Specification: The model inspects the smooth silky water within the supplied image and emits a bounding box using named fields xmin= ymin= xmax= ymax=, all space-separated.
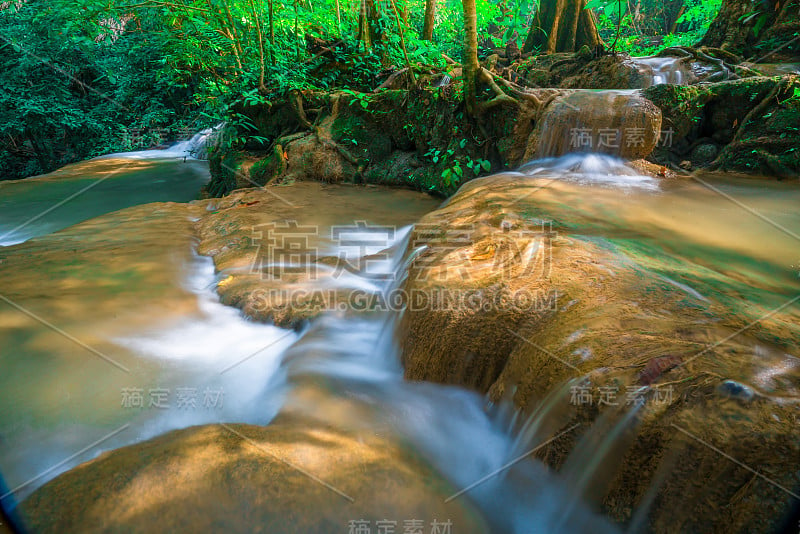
xmin=1 ymin=147 xmax=798 ymax=531
xmin=0 ymin=135 xmax=214 ymax=246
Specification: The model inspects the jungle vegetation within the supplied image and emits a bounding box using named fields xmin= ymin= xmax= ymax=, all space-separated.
xmin=0 ymin=0 xmax=795 ymax=179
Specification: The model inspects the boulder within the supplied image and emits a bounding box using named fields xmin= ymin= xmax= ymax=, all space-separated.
xmin=399 ymin=171 xmax=800 ymax=532
xmin=20 ymin=416 xmax=486 ymax=533
xmin=525 ymin=90 xmax=662 ymax=160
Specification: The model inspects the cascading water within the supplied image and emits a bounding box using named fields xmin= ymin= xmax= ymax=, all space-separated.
xmin=1 ymin=142 xmax=799 ymax=531
xmin=99 ymin=122 xmax=224 ymax=161
xmin=630 ymin=56 xmax=686 ymax=86
xmin=529 ymin=89 xmax=661 ymax=160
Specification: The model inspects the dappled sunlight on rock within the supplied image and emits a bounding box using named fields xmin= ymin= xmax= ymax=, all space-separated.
xmin=401 ymin=157 xmax=800 ymax=531
xmin=21 ymin=418 xmax=488 ymax=534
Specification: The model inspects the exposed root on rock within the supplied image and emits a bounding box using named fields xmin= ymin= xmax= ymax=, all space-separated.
xmin=709 ymin=75 xmax=796 ymax=171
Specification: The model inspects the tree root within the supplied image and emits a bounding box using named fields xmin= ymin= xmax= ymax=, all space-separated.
xmin=275 ymin=131 xmax=312 ymax=146
xmin=375 ymin=68 xmax=410 ymax=91
xmin=475 ymin=67 xmax=557 ymax=114
xmin=697 ymin=46 xmax=742 ymax=65
xmin=548 ymin=57 xmax=582 ymax=71
xmin=709 ymin=76 xmax=793 ymax=170
xmin=656 ymin=46 xmax=694 ymax=59
xmin=442 ymin=54 xmax=459 ymax=66
xmin=657 ymin=45 xmax=738 ymax=81
xmin=476 ymin=68 xmax=517 ymax=112
xmin=287 ymin=90 xmax=364 ymax=174
xmin=289 ymin=89 xmax=315 ymax=130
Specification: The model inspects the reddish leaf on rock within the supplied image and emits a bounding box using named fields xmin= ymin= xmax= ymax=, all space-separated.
xmin=639 ymin=355 xmax=683 ymax=385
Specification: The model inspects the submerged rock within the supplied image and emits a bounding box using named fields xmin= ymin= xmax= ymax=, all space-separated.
xmin=717 ymin=379 xmax=756 ymax=402
xmin=20 ymin=416 xmax=486 ymax=533
xmin=194 ymin=182 xmax=438 ymax=327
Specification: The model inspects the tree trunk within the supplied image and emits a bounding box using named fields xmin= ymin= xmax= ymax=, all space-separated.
xmin=248 ymin=0 xmax=267 ymax=93
xmin=358 ymin=0 xmax=371 ymax=48
xmin=462 ymin=0 xmax=479 ymax=116
xmin=365 ymin=0 xmax=381 ymax=46
xmin=422 ymin=0 xmax=437 ymax=40
xmin=389 ymin=0 xmax=414 ymax=78
xmin=522 ymin=0 xmax=603 ymax=54
xmin=268 ymin=0 xmax=275 ymax=45
xmin=700 ymin=0 xmax=800 ymax=59
xmin=360 ymin=0 xmax=388 ymax=63
xmin=664 ymin=0 xmax=685 ymax=35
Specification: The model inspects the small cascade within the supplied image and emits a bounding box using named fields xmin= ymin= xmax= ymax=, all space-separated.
xmin=556 ymin=405 xmax=643 ymax=516
xmin=170 ymin=123 xmax=224 ymax=160
xmin=631 ymin=56 xmax=687 ymax=86
xmin=98 ymin=122 xmax=224 ymax=160
xmin=503 ymin=379 xmax=584 ymax=460
xmin=518 ymin=153 xmax=658 ymax=190
xmin=529 ymin=90 xmax=662 ymax=160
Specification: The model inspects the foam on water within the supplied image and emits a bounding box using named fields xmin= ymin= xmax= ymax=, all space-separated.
xmin=520 ymin=153 xmax=659 ymax=190
xmin=631 ymin=56 xmax=686 ymax=86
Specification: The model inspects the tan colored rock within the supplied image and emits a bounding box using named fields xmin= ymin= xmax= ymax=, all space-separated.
xmin=195 ymin=182 xmax=438 ymax=326
xmin=399 ymin=172 xmax=800 ymax=532
xmin=525 ymin=90 xmax=662 ymax=160
xmin=20 ymin=415 xmax=486 ymax=533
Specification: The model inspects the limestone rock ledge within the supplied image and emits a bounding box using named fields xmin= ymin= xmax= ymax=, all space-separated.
xmin=399 ymin=172 xmax=800 ymax=533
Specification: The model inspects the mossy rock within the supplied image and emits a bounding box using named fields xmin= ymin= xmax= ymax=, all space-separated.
xmin=645 ymin=76 xmax=800 ymax=175
xmin=249 ymin=149 xmax=284 ymax=186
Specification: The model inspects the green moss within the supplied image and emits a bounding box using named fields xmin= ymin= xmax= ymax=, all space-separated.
xmin=249 ymin=150 xmax=282 ymax=186
xmin=206 ymin=150 xmax=246 ymax=197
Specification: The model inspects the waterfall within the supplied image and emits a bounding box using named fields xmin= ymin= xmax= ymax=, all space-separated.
xmin=529 ymin=90 xmax=662 ymax=160
xmin=97 ymin=122 xmax=224 ymax=161
xmin=169 ymin=123 xmax=224 ymax=160
xmin=631 ymin=56 xmax=687 ymax=87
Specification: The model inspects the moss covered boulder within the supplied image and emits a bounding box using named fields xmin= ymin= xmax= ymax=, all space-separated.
xmin=645 ymin=75 xmax=800 ymax=177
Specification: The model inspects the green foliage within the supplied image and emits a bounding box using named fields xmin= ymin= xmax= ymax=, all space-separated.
xmin=592 ymin=0 xmax=723 ymax=55
xmin=0 ymin=0 xmax=204 ymax=179
xmin=1 ymin=0 xmax=734 ymax=181
xmin=425 ymin=141 xmax=490 ymax=188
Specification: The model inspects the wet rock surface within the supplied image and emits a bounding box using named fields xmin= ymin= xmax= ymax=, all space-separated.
xmin=194 ymin=182 xmax=439 ymax=327
xmin=527 ymin=90 xmax=662 ymax=159
xmin=399 ymin=168 xmax=800 ymax=532
xmin=21 ymin=415 xmax=486 ymax=534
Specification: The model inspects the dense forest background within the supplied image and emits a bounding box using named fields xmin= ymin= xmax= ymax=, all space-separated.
xmin=0 ymin=0 xmax=795 ymax=179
